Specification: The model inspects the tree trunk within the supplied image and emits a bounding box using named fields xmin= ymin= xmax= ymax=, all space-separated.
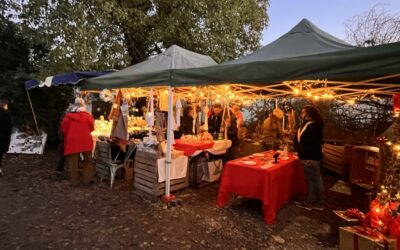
xmin=123 ymin=30 xmax=148 ymax=65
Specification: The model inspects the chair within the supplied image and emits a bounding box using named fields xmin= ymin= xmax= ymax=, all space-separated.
xmin=95 ymin=141 xmax=136 ymax=188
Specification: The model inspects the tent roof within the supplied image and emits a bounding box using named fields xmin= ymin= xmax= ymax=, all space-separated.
xmin=84 ymin=42 xmax=400 ymax=98
xmin=85 ymin=45 xmax=217 ymax=89
xmin=25 ymin=71 xmax=111 ymax=90
xmin=226 ymin=18 xmax=355 ymax=64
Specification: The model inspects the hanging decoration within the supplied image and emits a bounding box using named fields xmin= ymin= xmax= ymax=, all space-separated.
xmin=100 ymin=89 xmax=115 ymax=103
xmin=146 ymin=88 xmax=155 ymax=141
xmin=203 ymin=105 xmax=209 ymax=131
xmin=175 ymin=99 xmax=182 ymax=130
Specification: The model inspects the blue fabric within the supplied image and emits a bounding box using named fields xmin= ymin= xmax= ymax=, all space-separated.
xmin=24 ymin=71 xmax=112 ymax=89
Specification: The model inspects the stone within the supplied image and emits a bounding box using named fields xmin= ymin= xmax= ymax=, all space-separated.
xmin=272 ymin=235 xmax=285 ymax=244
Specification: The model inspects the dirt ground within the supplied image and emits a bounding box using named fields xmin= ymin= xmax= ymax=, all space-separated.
xmin=0 ymin=150 xmax=371 ymax=250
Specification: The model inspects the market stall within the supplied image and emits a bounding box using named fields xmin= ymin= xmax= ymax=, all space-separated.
xmin=82 ymin=20 xmax=400 ymax=227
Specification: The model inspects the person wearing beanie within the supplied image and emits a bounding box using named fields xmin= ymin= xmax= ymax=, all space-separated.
xmin=61 ymin=97 xmax=95 ymax=186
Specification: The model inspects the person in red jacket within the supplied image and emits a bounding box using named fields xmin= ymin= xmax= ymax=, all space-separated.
xmin=61 ymin=97 xmax=95 ymax=186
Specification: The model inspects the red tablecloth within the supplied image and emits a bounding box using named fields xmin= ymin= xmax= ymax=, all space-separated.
xmin=173 ymin=139 xmax=214 ymax=156
xmin=217 ymin=151 xmax=307 ymax=224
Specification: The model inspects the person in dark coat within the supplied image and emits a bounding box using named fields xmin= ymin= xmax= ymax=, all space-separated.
xmin=223 ymin=110 xmax=239 ymax=161
xmin=0 ymin=99 xmax=12 ymax=176
xmin=179 ymin=105 xmax=195 ymax=135
xmin=293 ymin=105 xmax=324 ymax=211
xmin=208 ymin=103 xmax=223 ymax=135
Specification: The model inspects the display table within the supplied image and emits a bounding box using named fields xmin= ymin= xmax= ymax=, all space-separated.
xmin=217 ymin=151 xmax=307 ymax=224
xmin=173 ymin=140 xmax=215 ymax=156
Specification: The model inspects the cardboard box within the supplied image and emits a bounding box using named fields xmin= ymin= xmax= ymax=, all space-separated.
xmin=331 ymin=210 xmax=361 ymax=237
xmin=339 ymin=226 xmax=397 ymax=250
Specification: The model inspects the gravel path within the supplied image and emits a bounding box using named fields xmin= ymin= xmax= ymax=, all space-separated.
xmin=0 ymin=150 xmax=370 ymax=249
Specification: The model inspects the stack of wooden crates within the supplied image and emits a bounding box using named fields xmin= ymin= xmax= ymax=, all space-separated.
xmin=134 ymin=143 xmax=188 ymax=201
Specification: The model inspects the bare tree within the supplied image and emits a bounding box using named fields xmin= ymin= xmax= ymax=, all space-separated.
xmin=345 ymin=4 xmax=400 ymax=46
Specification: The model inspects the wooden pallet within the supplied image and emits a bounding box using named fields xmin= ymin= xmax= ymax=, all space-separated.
xmin=134 ymin=148 xmax=188 ymax=201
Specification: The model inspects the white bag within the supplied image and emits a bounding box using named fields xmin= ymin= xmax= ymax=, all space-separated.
xmin=202 ymin=159 xmax=223 ymax=182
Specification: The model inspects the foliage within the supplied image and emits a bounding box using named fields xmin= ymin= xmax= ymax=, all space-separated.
xmin=345 ymin=4 xmax=400 ymax=46
xmin=0 ymin=13 xmax=72 ymax=145
xmin=0 ymin=17 xmax=32 ymax=128
xmin=243 ymin=97 xmax=392 ymax=143
xmin=18 ymin=0 xmax=269 ymax=77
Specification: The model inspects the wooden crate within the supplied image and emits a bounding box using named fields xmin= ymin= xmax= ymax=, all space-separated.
xmin=350 ymin=146 xmax=380 ymax=190
xmin=124 ymin=159 xmax=134 ymax=184
xmin=322 ymin=143 xmax=352 ymax=176
xmin=95 ymin=141 xmax=111 ymax=180
xmin=134 ymin=148 xmax=188 ymax=201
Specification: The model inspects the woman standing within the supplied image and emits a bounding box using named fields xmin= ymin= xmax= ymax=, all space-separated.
xmin=61 ymin=98 xmax=95 ymax=186
xmin=179 ymin=105 xmax=196 ymax=135
xmin=294 ymin=105 xmax=324 ymax=211
xmin=262 ymin=111 xmax=283 ymax=150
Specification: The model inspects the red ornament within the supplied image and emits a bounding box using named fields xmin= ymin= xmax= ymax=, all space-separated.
xmin=366 ymin=199 xmax=394 ymax=235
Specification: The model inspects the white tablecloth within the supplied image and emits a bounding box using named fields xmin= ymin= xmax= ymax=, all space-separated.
xmin=157 ymin=155 xmax=188 ymax=182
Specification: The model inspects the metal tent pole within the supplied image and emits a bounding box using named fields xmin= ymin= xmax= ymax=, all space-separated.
xmin=25 ymin=89 xmax=40 ymax=135
xmin=165 ymin=86 xmax=174 ymax=197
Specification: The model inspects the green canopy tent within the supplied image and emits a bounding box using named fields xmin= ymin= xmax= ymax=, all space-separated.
xmin=172 ymin=41 xmax=400 ymax=98
xmin=225 ymin=18 xmax=355 ymax=64
xmin=86 ymin=42 xmax=400 ymax=98
xmin=84 ymin=26 xmax=400 ymax=199
xmin=85 ymin=45 xmax=217 ymax=89
xmin=85 ymin=45 xmax=217 ymax=198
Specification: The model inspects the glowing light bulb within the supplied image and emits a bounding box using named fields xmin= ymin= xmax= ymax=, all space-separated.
xmin=293 ymin=89 xmax=299 ymax=94
xmin=348 ymin=99 xmax=355 ymax=105
xmin=306 ymin=92 xmax=312 ymax=97
xmin=395 ymin=145 xmax=400 ymax=151
xmin=163 ymin=90 xmax=168 ymax=94
xmin=314 ymin=96 xmax=319 ymax=100
xmin=386 ymin=141 xmax=392 ymax=146
xmin=217 ymin=94 xmax=221 ymax=98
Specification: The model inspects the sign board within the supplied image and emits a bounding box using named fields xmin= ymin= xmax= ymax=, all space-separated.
xmin=7 ymin=132 xmax=47 ymax=155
